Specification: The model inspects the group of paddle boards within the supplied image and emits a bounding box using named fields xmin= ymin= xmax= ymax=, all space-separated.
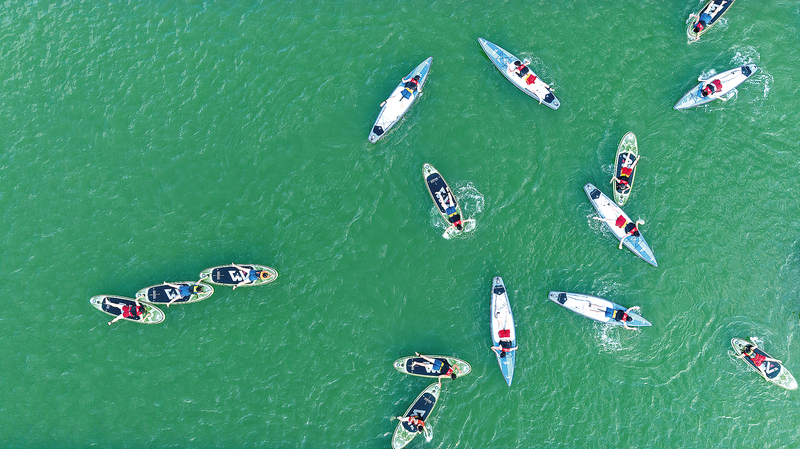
xmin=369 ymin=3 xmax=756 ymax=144
xmin=676 ymin=0 xmax=759 ymax=109
xmin=390 ymin=355 xmax=471 ymax=449
xmin=387 ymin=276 xmax=520 ymax=448
xmin=90 ymin=264 xmax=278 ymax=325
xmin=684 ymin=1 xmax=794 ymax=390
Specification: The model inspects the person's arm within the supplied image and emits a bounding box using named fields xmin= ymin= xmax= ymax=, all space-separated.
xmin=618 ymin=233 xmax=631 ymax=249
xmin=108 ymin=314 xmax=124 ymax=325
xmin=232 ymin=279 xmax=249 ymax=290
xmin=593 ymin=216 xmax=615 ymax=225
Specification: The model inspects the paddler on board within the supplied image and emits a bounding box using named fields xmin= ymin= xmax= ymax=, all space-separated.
xmin=701 ymin=79 xmax=723 ymax=98
xmin=507 ymin=60 xmax=553 ymax=104
xmin=231 ymin=264 xmax=272 ymax=290
xmin=691 ymin=11 xmax=713 ymax=34
xmin=163 ymin=282 xmax=205 ymax=307
xmin=104 ymin=298 xmax=147 ymax=325
xmin=395 ymin=412 xmax=426 ymax=433
xmin=491 ymin=329 xmax=517 ymax=358
xmin=593 ymin=216 xmax=645 ymax=249
xmin=380 ymin=75 xmax=421 ymax=107
xmin=737 ymin=340 xmax=782 ymax=375
xmin=410 ymin=352 xmax=459 ymax=385
xmin=434 ymin=189 xmax=463 ymax=231
xmin=611 ymin=156 xmax=639 ymax=194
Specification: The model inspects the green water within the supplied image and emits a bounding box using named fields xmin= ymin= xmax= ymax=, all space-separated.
xmin=2 ymin=0 xmax=799 ymax=447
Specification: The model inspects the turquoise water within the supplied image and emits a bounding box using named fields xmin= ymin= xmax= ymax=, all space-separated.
xmin=2 ymin=0 xmax=799 ymax=447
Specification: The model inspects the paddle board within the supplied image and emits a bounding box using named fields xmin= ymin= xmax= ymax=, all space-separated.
xmin=547 ymin=292 xmax=651 ymax=327
xmin=584 ymin=183 xmax=657 ymax=267
xmin=478 ymin=37 xmax=560 ymax=110
xmin=391 ymin=382 xmax=441 ymax=449
xmin=731 ymin=338 xmax=797 ymax=390
xmin=90 ymin=295 xmax=165 ymax=324
xmin=369 ymin=57 xmax=432 ymax=143
xmin=198 ymin=264 xmax=278 ymax=287
xmin=422 ymin=163 xmax=471 ymax=236
xmin=135 ymin=281 xmax=214 ymax=306
xmin=673 ymin=64 xmax=758 ymax=110
xmin=393 ymin=355 xmax=472 ymax=379
xmin=687 ymin=0 xmax=737 ymax=42
xmin=490 ymin=276 xmax=516 ymax=386
xmin=612 ymin=132 xmax=638 ymax=207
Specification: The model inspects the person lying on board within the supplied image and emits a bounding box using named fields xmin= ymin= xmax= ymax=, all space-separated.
xmin=594 ymin=216 xmax=645 ymax=249
xmin=613 ymin=307 xmax=639 ymax=330
xmin=701 ymin=79 xmax=723 ymax=97
xmin=507 ymin=60 xmax=530 ymax=78
xmin=164 ymin=282 xmax=204 ymax=307
xmin=395 ymin=413 xmax=426 ymax=432
xmin=435 ymin=190 xmax=463 ymax=231
xmin=491 ymin=337 xmax=517 ymax=359
xmin=231 ymin=264 xmax=271 ymax=290
xmin=610 ymin=156 xmax=640 ymax=193
xmin=738 ymin=342 xmax=782 ymax=370
xmin=105 ymin=298 xmax=146 ymax=325
xmin=691 ymin=12 xmax=714 ymax=34
xmin=380 ymin=75 xmax=422 ymax=107
xmin=411 ymin=353 xmax=458 ymax=384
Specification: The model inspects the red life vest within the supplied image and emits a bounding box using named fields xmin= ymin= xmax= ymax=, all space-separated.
xmin=711 ymin=79 xmax=722 ymax=91
xmin=525 ymin=74 xmax=537 ymax=85
xmin=750 ymin=353 xmax=767 ymax=366
xmin=621 ymin=167 xmax=633 ymax=177
xmin=615 ymin=215 xmax=627 ymax=228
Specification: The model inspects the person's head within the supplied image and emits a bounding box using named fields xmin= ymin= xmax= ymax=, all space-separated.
xmin=413 ymin=75 xmax=420 ymax=81
xmin=632 ymin=229 xmax=640 ymax=237
xmin=513 ymin=60 xmax=522 ymax=67
xmin=694 ymin=23 xmax=704 ymax=33
xmin=192 ymin=285 xmax=203 ymax=293
xmin=450 ymin=372 xmax=457 ymax=380
xmin=499 ymin=351 xmax=506 ymax=358
xmin=259 ymin=271 xmax=270 ymax=280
